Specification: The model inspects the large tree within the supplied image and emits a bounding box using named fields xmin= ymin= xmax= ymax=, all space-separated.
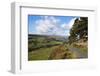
xmin=68 ymin=17 xmax=88 ymax=43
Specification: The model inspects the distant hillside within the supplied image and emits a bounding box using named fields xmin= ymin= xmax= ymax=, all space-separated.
xmin=28 ymin=34 xmax=68 ymax=42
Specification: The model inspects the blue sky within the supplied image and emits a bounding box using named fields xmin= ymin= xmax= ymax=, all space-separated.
xmin=28 ymin=15 xmax=79 ymax=36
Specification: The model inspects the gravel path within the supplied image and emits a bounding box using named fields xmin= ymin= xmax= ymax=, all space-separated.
xmin=68 ymin=46 xmax=88 ymax=58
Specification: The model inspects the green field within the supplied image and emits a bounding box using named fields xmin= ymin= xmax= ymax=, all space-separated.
xmin=28 ymin=45 xmax=59 ymax=60
xmin=28 ymin=34 xmax=88 ymax=61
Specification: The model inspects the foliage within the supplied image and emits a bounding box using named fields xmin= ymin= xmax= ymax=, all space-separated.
xmin=48 ymin=44 xmax=75 ymax=59
xmin=68 ymin=17 xmax=88 ymax=43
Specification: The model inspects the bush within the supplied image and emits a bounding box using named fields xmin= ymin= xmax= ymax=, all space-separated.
xmin=48 ymin=45 xmax=74 ymax=59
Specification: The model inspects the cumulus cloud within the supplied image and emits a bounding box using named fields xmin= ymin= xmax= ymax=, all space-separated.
xmin=34 ymin=16 xmax=76 ymax=36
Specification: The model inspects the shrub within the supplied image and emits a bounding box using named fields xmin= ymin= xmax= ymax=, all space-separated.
xmin=48 ymin=45 xmax=74 ymax=59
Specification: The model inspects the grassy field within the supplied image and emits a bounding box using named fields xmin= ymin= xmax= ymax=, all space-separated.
xmin=28 ymin=34 xmax=88 ymax=61
xmin=28 ymin=34 xmax=65 ymax=60
xmin=28 ymin=45 xmax=59 ymax=60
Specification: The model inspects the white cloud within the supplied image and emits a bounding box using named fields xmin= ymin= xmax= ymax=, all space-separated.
xmin=61 ymin=17 xmax=76 ymax=36
xmin=68 ymin=17 xmax=77 ymax=29
xmin=34 ymin=16 xmax=76 ymax=36
xmin=61 ymin=17 xmax=76 ymax=30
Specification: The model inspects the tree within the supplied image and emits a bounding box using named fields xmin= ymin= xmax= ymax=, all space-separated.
xmin=68 ymin=17 xmax=88 ymax=43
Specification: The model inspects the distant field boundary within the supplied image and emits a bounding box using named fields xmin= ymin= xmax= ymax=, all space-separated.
xmin=28 ymin=44 xmax=61 ymax=52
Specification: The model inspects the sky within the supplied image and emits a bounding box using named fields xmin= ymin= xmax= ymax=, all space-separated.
xmin=28 ymin=15 xmax=79 ymax=36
